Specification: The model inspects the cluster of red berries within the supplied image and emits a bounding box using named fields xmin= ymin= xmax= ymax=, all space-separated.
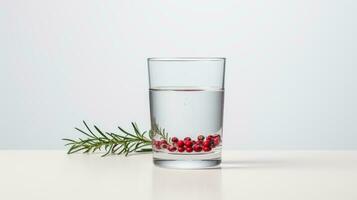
xmin=153 ymin=134 xmax=221 ymax=153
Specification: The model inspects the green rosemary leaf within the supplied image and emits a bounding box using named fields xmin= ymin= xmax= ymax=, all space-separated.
xmin=94 ymin=125 xmax=109 ymax=140
xmin=83 ymin=147 xmax=92 ymax=153
xmin=83 ymin=121 xmax=98 ymax=138
xmin=118 ymin=126 xmax=136 ymax=138
xmin=102 ymin=146 xmax=113 ymax=157
xmin=74 ymin=127 xmax=93 ymax=138
xmin=117 ymin=145 xmax=127 ymax=155
xmin=141 ymin=131 xmax=147 ymax=138
xmin=69 ymin=146 xmax=87 ymax=154
xmin=136 ymin=143 xmax=151 ymax=150
xmin=62 ymin=138 xmax=76 ymax=143
xmin=132 ymin=123 xmax=142 ymax=137
xmin=136 ymin=148 xmax=152 ymax=152
xmin=113 ymin=144 xmax=123 ymax=154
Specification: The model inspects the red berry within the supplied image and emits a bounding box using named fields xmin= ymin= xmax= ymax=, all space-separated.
xmin=193 ymin=145 xmax=202 ymax=152
xmin=168 ymin=146 xmax=177 ymax=152
xmin=196 ymin=140 xmax=203 ymax=145
xmin=177 ymin=140 xmax=184 ymax=147
xmin=213 ymin=137 xmax=220 ymax=146
xmin=203 ymin=146 xmax=211 ymax=152
xmin=161 ymin=144 xmax=168 ymax=149
xmin=197 ymin=135 xmax=205 ymax=141
xmin=206 ymin=135 xmax=213 ymax=141
xmin=203 ymin=140 xmax=211 ymax=147
xmin=178 ymin=147 xmax=185 ymax=152
xmin=184 ymin=137 xmax=191 ymax=141
xmin=184 ymin=140 xmax=193 ymax=147
xmin=171 ymin=137 xmax=178 ymax=143
xmin=186 ymin=147 xmax=193 ymax=152
xmin=155 ymin=141 xmax=161 ymax=149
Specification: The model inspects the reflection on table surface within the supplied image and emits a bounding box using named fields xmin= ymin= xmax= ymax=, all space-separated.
xmin=152 ymin=166 xmax=222 ymax=200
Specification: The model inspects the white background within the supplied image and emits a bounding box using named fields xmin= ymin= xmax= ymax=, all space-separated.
xmin=0 ymin=0 xmax=356 ymax=149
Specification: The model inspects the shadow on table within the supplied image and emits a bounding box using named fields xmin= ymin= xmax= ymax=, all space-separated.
xmin=205 ymin=159 xmax=290 ymax=170
xmin=128 ymin=152 xmax=289 ymax=170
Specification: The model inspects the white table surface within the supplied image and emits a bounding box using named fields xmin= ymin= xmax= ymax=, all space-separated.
xmin=0 ymin=150 xmax=356 ymax=200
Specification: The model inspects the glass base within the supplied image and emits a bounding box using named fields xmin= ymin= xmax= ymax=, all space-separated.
xmin=154 ymin=159 xmax=221 ymax=169
xmin=153 ymin=149 xmax=222 ymax=169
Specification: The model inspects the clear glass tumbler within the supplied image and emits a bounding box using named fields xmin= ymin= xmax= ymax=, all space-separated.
xmin=148 ymin=57 xmax=226 ymax=169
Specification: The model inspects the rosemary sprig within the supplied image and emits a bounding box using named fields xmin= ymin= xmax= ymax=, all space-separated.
xmin=63 ymin=121 xmax=152 ymax=156
xmin=151 ymin=123 xmax=170 ymax=143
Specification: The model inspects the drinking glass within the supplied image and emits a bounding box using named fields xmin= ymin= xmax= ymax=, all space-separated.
xmin=148 ymin=57 xmax=226 ymax=169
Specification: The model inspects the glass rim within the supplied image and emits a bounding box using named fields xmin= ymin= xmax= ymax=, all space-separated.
xmin=148 ymin=57 xmax=226 ymax=61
